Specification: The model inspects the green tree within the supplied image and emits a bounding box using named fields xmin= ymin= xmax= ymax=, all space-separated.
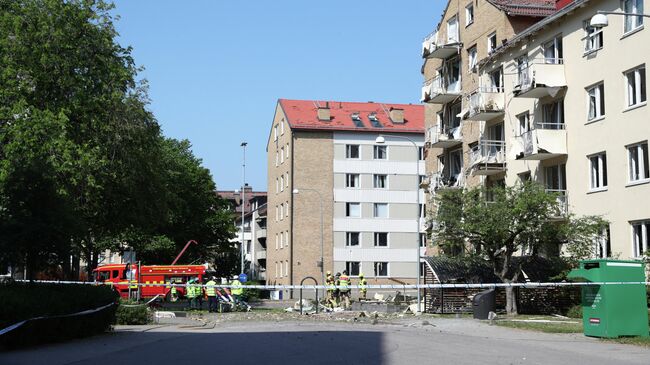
xmin=434 ymin=182 xmax=607 ymax=314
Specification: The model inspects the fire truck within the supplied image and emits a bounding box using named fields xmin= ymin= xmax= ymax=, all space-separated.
xmin=93 ymin=263 xmax=208 ymax=300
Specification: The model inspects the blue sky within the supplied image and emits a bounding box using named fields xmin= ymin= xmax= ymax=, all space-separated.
xmin=111 ymin=1 xmax=444 ymax=190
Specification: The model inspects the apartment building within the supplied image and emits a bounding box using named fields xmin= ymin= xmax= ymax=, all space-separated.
xmin=473 ymin=0 xmax=649 ymax=259
xmin=217 ymin=186 xmax=267 ymax=279
xmin=421 ymin=0 xmax=556 ymax=232
xmin=267 ymin=99 xmax=425 ymax=290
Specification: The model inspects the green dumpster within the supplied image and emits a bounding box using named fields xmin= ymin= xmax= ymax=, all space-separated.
xmin=567 ymin=259 xmax=649 ymax=338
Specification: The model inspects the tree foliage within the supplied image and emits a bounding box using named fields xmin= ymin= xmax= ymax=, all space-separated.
xmin=0 ymin=0 xmax=235 ymax=278
xmin=434 ymin=182 xmax=607 ymax=314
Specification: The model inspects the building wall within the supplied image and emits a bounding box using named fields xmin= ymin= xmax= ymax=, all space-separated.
xmin=266 ymin=104 xmax=294 ymax=285
xmin=480 ymin=0 xmax=650 ymax=259
xmin=332 ymin=132 xmax=426 ymax=281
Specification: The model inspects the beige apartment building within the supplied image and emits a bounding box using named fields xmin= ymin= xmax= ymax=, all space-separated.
xmin=469 ymin=0 xmax=649 ymax=259
xmin=422 ymin=0 xmax=556 ymax=204
xmin=266 ymin=99 xmax=425 ymax=292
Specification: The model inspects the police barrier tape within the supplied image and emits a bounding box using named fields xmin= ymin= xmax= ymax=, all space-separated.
xmin=14 ymin=279 xmax=650 ymax=290
xmin=0 ymin=302 xmax=115 ymax=337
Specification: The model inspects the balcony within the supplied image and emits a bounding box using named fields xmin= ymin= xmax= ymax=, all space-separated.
xmin=421 ymin=76 xmax=462 ymax=104
xmin=429 ymin=172 xmax=465 ymax=191
xmin=427 ymin=124 xmax=462 ymax=148
xmin=465 ymin=87 xmax=505 ymax=121
xmin=513 ymin=60 xmax=566 ymax=98
xmin=255 ymin=250 xmax=267 ymax=260
xmin=516 ymin=123 xmax=567 ymax=161
xmin=422 ymin=31 xmax=462 ymax=59
xmin=468 ymin=140 xmax=506 ymax=176
xmin=546 ymin=189 xmax=568 ymax=219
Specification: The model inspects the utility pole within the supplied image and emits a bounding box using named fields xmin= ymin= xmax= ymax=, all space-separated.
xmin=240 ymin=142 xmax=247 ymax=275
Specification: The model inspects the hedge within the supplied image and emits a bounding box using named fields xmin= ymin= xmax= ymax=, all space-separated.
xmin=0 ymin=282 xmax=118 ymax=348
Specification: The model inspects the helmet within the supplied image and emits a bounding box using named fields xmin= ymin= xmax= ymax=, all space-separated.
xmin=232 ymin=275 xmax=239 ymax=280
xmin=342 ymin=270 xmax=348 ymax=275
xmin=326 ymin=271 xmax=331 ymax=276
xmin=211 ymin=276 xmax=216 ymax=280
xmin=336 ymin=272 xmax=341 ymax=277
xmin=359 ymin=273 xmax=364 ymax=278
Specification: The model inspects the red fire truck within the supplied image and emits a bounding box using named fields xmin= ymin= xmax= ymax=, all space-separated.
xmin=94 ymin=263 xmax=208 ymax=300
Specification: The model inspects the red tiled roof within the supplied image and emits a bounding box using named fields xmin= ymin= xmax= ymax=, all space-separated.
xmin=487 ymin=0 xmax=556 ymax=16
xmin=278 ymin=99 xmax=424 ymax=134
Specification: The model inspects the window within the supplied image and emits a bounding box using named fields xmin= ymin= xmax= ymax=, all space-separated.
xmin=516 ymin=55 xmax=528 ymax=87
xmin=465 ymin=3 xmax=474 ymax=26
xmin=274 ymin=125 xmax=278 ymax=141
xmin=445 ymin=57 xmax=461 ymax=91
xmin=280 ymin=175 xmax=284 ymax=191
xmin=279 ymin=261 xmax=283 ymax=277
xmin=346 ymin=232 xmax=360 ymax=247
xmin=542 ymin=99 xmax=565 ymax=128
xmin=275 ymin=152 xmax=279 ymax=166
xmin=419 ymin=203 xmax=426 ymax=218
xmin=589 ymin=153 xmax=608 ymax=190
xmin=419 ymin=146 xmax=425 ymax=161
xmin=625 ymin=65 xmax=646 ymax=107
xmin=632 ymin=221 xmax=649 ymax=257
xmin=279 ymin=203 xmax=284 ymax=220
xmin=286 ymin=173 xmax=289 ymax=187
xmin=545 ymin=164 xmax=566 ymax=191
xmin=373 ymin=203 xmax=388 ymax=218
xmin=346 ymin=202 xmax=360 ymax=217
xmin=275 ymin=262 xmax=278 ymax=278
xmin=346 ymin=261 xmax=361 ymax=276
xmin=374 ymin=233 xmax=388 ymax=247
xmin=487 ymin=32 xmax=497 ymax=54
xmin=280 ymin=147 xmax=284 ymax=163
xmin=624 ymin=0 xmax=644 ymax=33
xmin=447 ymin=15 xmax=459 ymax=43
xmin=346 ymin=144 xmax=360 ymax=159
xmin=587 ymin=83 xmax=605 ymax=121
xmin=275 ymin=205 xmax=279 ymax=222
xmin=373 ymin=174 xmax=387 ymax=188
xmin=518 ymin=171 xmax=531 ymax=183
xmin=489 ymin=68 xmax=503 ymax=91
xmin=286 ymin=201 xmax=289 ymax=217
xmin=597 ymin=226 xmax=611 ymax=258
xmin=345 ymin=173 xmax=360 ymax=188
xmin=285 ymin=261 xmax=288 ymax=277
xmin=543 ymin=36 xmax=563 ymax=64
xmin=275 ymin=178 xmax=279 ymax=193
xmin=280 ymin=231 xmax=284 ymax=248
xmin=420 ymin=233 xmax=427 ymax=248
xmin=628 ymin=141 xmax=649 ymax=182
xmin=467 ymin=45 xmax=477 ymax=71
xmin=517 ymin=112 xmax=530 ymax=136
xmin=584 ymin=20 xmax=603 ymax=53
xmin=374 ymin=262 xmax=388 ymax=277
xmin=374 ymin=145 xmax=387 ymax=159
xmin=286 ymin=143 xmax=290 ymax=158
xmin=448 ymin=102 xmax=462 ymax=130
xmin=280 ymin=120 xmax=284 ymax=135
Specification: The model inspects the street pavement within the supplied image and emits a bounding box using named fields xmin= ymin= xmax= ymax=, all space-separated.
xmin=1 ymin=314 xmax=649 ymax=365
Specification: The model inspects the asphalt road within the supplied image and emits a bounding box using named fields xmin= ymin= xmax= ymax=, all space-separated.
xmin=2 ymin=316 xmax=649 ymax=365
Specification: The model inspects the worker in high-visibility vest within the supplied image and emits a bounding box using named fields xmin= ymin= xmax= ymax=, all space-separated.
xmin=206 ymin=276 xmax=218 ymax=313
xmin=358 ymin=273 xmax=368 ymax=301
xmin=231 ymin=276 xmax=243 ymax=302
xmin=169 ymin=281 xmax=178 ymax=302
xmin=338 ymin=270 xmax=351 ymax=310
xmin=186 ymin=279 xmax=197 ymax=310
xmin=325 ymin=271 xmax=336 ymax=309
xmin=195 ymin=277 xmax=204 ymax=310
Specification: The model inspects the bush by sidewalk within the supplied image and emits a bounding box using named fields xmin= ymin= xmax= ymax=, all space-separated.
xmin=0 ymin=282 xmax=118 ymax=348
xmin=115 ymin=300 xmax=152 ymax=325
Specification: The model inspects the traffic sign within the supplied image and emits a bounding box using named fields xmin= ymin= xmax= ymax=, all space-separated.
xmin=239 ymin=273 xmax=248 ymax=283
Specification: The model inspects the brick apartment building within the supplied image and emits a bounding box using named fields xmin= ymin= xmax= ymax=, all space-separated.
xmin=266 ymin=99 xmax=425 ymax=291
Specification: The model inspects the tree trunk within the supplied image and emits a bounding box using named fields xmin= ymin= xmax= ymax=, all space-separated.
xmin=505 ymin=285 xmax=518 ymax=315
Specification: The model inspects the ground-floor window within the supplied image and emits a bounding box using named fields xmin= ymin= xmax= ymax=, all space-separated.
xmin=632 ymin=221 xmax=649 ymax=257
xmin=374 ymin=262 xmax=388 ymax=277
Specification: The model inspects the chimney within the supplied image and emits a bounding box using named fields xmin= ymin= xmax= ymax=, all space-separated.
xmin=389 ymin=108 xmax=405 ymax=124
xmin=317 ymin=101 xmax=331 ymax=121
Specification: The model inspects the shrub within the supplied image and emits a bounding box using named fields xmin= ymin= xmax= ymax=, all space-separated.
xmin=115 ymin=301 xmax=152 ymax=325
xmin=0 ymin=282 xmax=118 ymax=348
xmin=566 ymin=304 xmax=582 ymax=319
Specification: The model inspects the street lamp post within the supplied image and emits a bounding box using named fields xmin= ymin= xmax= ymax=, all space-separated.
xmin=589 ymin=10 xmax=650 ymax=28
xmin=375 ymin=134 xmax=423 ymax=313
xmin=240 ymin=142 xmax=247 ymax=275
xmin=292 ymin=188 xmax=324 ymax=288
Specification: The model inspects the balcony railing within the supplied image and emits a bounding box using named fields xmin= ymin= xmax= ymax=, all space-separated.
xmin=546 ymin=189 xmax=568 ymax=218
xmin=517 ymin=122 xmax=567 ymax=161
xmin=430 ymin=171 xmax=465 ymax=191
xmin=468 ymin=140 xmax=506 ymax=175
xmin=466 ymin=87 xmax=505 ymax=121
xmin=421 ymin=76 xmax=462 ymax=104
xmin=428 ymin=124 xmax=462 ymax=148
xmin=513 ymin=59 xmax=566 ymax=98
xmin=422 ymin=31 xmax=461 ymax=59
